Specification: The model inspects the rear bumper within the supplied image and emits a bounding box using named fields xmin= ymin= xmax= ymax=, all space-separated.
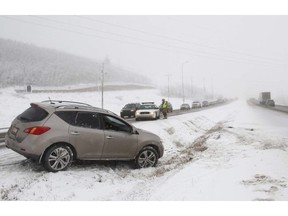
xmin=120 ymin=110 xmax=135 ymax=117
xmin=5 ymin=136 xmax=40 ymax=160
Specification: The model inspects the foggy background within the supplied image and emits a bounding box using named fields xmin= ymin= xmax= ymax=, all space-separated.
xmin=0 ymin=15 xmax=287 ymax=100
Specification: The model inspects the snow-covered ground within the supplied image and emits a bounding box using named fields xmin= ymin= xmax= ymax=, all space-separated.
xmin=0 ymin=86 xmax=288 ymax=214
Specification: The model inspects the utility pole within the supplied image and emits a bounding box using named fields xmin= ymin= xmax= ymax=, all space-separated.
xmin=166 ymin=74 xmax=172 ymax=102
xmin=211 ymin=73 xmax=214 ymax=100
xmin=203 ymin=78 xmax=206 ymax=99
xmin=101 ymin=62 xmax=105 ymax=109
xmin=181 ymin=61 xmax=189 ymax=104
xmin=190 ymin=76 xmax=193 ymax=99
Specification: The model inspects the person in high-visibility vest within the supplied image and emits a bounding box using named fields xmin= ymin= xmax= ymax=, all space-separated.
xmin=160 ymin=98 xmax=168 ymax=119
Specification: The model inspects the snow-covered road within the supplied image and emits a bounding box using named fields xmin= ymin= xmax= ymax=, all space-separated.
xmin=1 ymin=98 xmax=288 ymax=201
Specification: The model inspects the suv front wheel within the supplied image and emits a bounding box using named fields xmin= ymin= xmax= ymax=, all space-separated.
xmin=43 ymin=144 xmax=73 ymax=172
xmin=135 ymin=146 xmax=158 ymax=168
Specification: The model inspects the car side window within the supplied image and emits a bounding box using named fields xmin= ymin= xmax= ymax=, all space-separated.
xmin=75 ymin=112 xmax=100 ymax=129
xmin=55 ymin=111 xmax=78 ymax=125
xmin=102 ymin=115 xmax=132 ymax=133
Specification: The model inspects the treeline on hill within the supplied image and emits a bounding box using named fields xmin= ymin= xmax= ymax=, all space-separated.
xmin=0 ymin=38 xmax=151 ymax=87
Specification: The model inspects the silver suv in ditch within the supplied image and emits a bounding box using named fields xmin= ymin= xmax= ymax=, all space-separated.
xmin=5 ymin=100 xmax=164 ymax=172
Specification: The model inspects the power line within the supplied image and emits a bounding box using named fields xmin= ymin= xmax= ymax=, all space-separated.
xmin=0 ymin=16 xmax=285 ymax=67
xmin=77 ymin=16 xmax=286 ymax=65
xmin=33 ymin=16 xmax=284 ymax=66
xmin=32 ymin=16 xmax=288 ymax=66
xmin=30 ymin=15 xmax=179 ymax=50
xmin=0 ymin=16 xmax=176 ymax=52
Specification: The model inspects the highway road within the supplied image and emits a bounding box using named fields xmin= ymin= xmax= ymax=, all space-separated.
xmin=1 ymin=99 xmax=287 ymax=147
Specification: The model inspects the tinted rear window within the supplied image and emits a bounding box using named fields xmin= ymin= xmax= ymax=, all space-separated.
xmin=75 ymin=112 xmax=100 ymax=129
xmin=124 ymin=104 xmax=136 ymax=109
xmin=17 ymin=106 xmax=49 ymax=122
xmin=55 ymin=111 xmax=77 ymax=125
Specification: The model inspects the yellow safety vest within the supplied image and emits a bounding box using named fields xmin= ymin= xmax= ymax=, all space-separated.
xmin=162 ymin=101 xmax=168 ymax=109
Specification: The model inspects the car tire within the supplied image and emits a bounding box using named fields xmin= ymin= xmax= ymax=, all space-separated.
xmin=135 ymin=146 xmax=159 ymax=168
xmin=43 ymin=144 xmax=73 ymax=172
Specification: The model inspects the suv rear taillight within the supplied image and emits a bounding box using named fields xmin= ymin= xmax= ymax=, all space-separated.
xmin=24 ymin=126 xmax=51 ymax=135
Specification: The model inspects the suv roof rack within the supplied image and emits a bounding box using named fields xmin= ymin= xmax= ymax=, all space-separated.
xmin=41 ymin=100 xmax=118 ymax=115
xmin=41 ymin=100 xmax=92 ymax=107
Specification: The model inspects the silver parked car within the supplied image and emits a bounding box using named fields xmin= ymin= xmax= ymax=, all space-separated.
xmin=5 ymin=100 xmax=164 ymax=172
xmin=192 ymin=101 xmax=202 ymax=109
xmin=180 ymin=103 xmax=190 ymax=110
xmin=135 ymin=103 xmax=160 ymax=121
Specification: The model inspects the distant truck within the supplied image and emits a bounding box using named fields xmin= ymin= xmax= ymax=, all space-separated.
xmin=259 ymin=92 xmax=271 ymax=105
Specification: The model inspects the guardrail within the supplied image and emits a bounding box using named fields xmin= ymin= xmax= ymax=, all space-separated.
xmin=273 ymin=104 xmax=288 ymax=113
xmin=0 ymin=127 xmax=9 ymax=145
xmin=247 ymin=98 xmax=288 ymax=113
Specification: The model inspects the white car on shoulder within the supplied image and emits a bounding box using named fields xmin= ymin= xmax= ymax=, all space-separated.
xmin=135 ymin=103 xmax=160 ymax=121
xmin=192 ymin=101 xmax=202 ymax=109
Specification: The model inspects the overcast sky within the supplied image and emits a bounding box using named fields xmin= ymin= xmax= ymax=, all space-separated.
xmin=0 ymin=15 xmax=287 ymax=98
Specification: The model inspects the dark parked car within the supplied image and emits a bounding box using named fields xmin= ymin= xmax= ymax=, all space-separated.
xmin=5 ymin=100 xmax=164 ymax=172
xmin=202 ymin=101 xmax=209 ymax=107
xmin=120 ymin=103 xmax=140 ymax=118
xmin=167 ymin=102 xmax=173 ymax=113
xmin=180 ymin=103 xmax=190 ymax=110
xmin=266 ymin=99 xmax=275 ymax=107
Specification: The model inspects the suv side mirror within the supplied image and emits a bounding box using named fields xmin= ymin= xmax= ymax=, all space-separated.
xmin=131 ymin=127 xmax=139 ymax=135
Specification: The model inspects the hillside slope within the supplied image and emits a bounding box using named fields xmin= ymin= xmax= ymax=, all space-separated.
xmin=0 ymin=38 xmax=150 ymax=87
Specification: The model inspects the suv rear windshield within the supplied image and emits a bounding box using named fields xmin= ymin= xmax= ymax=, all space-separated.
xmin=17 ymin=106 xmax=49 ymax=122
xmin=124 ymin=104 xmax=137 ymax=109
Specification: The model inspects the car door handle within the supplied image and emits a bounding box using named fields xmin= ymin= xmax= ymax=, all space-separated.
xmin=71 ymin=131 xmax=79 ymax=135
xmin=106 ymin=136 xmax=113 ymax=139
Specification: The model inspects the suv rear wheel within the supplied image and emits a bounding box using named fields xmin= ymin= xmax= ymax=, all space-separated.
xmin=135 ymin=146 xmax=158 ymax=168
xmin=43 ymin=144 xmax=73 ymax=172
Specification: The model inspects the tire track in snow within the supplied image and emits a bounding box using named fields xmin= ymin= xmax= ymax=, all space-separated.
xmin=119 ymin=122 xmax=226 ymax=200
xmin=152 ymin=122 xmax=224 ymax=176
